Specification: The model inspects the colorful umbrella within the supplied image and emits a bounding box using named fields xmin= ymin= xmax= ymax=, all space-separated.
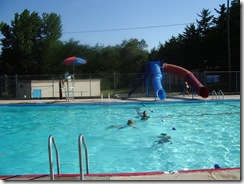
xmin=63 ymin=56 xmax=87 ymax=66
xmin=62 ymin=56 xmax=87 ymax=75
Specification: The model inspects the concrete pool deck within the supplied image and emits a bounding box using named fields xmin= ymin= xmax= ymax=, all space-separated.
xmin=0 ymin=94 xmax=240 ymax=104
xmin=1 ymin=168 xmax=241 ymax=181
xmin=0 ymin=94 xmax=240 ymax=181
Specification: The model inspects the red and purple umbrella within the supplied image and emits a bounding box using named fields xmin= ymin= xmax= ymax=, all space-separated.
xmin=62 ymin=56 xmax=87 ymax=75
xmin=63 ymin=56 xmax=87 ymax=65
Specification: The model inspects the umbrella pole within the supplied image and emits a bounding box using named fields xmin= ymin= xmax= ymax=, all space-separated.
xmin=73 ymin=64 xmax=74 ymax=76
xmin=73 ymin=65 xmax=75 ymax=87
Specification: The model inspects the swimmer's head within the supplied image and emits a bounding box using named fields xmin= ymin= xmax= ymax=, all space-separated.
xmin=143 ymin=111 xmax=147 ymax=117
xmin=127 ymin=119 xmax=134 ymax=125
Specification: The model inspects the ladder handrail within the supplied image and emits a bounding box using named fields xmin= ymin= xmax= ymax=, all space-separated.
xmin=217 ymin=90 xmax=224 ymax=99
xmin=212 ymin=90 xmax=217 ymax=99
xmin=48 ymin=135 xmax=61 ymax=180
xmin=78 ymin=134 xmax=90 ymax=180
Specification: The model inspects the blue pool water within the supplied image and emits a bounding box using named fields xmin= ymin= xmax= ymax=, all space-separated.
xmin=0 ymin=100 xmax=240 ymax=175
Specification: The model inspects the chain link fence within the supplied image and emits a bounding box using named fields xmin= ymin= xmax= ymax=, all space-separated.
xmin=0 ymin=71 xmax=240 ymax=99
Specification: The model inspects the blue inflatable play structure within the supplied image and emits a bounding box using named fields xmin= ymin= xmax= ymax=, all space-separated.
xmin=128 ymin=61 xmax=166 ymax=100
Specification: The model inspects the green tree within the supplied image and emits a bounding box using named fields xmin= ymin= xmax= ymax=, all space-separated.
xmin=196 ymin=9 xmax=215 ymax=71
xmin=0 ymin=10 xmax=42 ymax=74
xmin=158 ymin=36 xmax=182 ymax=66
xmin=40 ymin=12 xmax=62 ymax=74
xmin=119 ymin=38 xmax=148 ymax=73
xmin=211 ymin=4 xmax=228 ymax=70
xmin=0 ymin=9 xmax=62 ymax=75
xmin=156 ymin=1 xmax=240 ymax=72
xmin=228 ymin=0 xmax=240 ymax=71
xmin=148 ymin=47 xmax=160 ymax=61
xmin=179 ymin=23 xmax=201 ymax=69
xmin=196 ymin=9 xmax=214 ymax=38
xmin=55 ymin=39 xmax=93 ymax=75
xmin=96 ymin=45 xmax=121 ymax=73
xmin=117 ymin=38 xmax=148 ymax=88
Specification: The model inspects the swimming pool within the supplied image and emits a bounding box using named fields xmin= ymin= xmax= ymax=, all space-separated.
xmin=0 ymin=100 xmax=240 ymax=175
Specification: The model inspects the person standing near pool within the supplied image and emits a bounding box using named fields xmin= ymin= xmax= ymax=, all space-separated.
xmin=185 ymin=81 xmax=190 ymax=95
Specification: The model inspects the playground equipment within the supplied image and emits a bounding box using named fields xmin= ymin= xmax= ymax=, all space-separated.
xmin=163 ymin=63 xmax=208 ymax=98
xmin=150 ymin=61 xmax=166 ymax=100
xmin=128 ymin=61 xmax=209 ymax=100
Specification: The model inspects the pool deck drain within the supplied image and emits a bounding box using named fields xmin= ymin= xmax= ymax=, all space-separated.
xmin=0 ymin=95 xmax=240 ymax=181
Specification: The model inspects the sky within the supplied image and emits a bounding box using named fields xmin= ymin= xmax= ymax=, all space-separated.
xmin=0 ymin=0 xmax=232 ymax=50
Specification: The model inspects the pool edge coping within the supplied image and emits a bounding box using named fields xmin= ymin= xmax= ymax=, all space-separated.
xmin=0 ymin=167 xmax=240 ymax=180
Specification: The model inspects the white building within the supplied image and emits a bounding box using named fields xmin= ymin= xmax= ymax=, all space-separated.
xmin=17 ymin=79 xmax=101 ymax=99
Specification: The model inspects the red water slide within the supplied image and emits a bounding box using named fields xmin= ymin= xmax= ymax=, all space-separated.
xmin=163 ymin=63 xmax=209 ymax=98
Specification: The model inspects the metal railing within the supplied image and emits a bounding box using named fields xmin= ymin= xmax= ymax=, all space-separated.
xmin=48 ymin=135 xmax=61 ymax=180
xmin=47 ymin=134 xmax=89 ymax=180
xmin=78 ymin=134 xmax=90 ymax=180
xmin=212 ymin=90 xmax=224 ymax=100
xmin=212 ymin=90 xmax=218 ymax=99
xmin=217 ymin=90 xmax=224 ymax=99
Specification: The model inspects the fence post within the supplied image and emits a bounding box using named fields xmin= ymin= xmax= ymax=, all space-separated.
xmin=235 ymin=71 xmax=238 ymax=92
xmin=113 ymin=72 xmax=116 ymax=95
xmin=52 ymin=76 xmax=54 ymax=98
xmin=141 ymin=73 xmax=145 ymax=94
xmin=204 ymin=71 xmax=206 ymax=86
xmin=89 ymin=73 xmax=91 ymax=97
xmin=0 ymin=76 xmax=1 ymax=98
xmin=15 ymin=74 xmax=18 ymax=98
xmin=4 ymin=75 xmax=7 ymax=97
xmin=168 ymin=74 xmax=171 ymax=92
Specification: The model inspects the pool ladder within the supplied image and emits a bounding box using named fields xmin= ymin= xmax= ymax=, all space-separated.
xmin=48 ymin=134 xmax=89 ymax=180
xmin=48 ymin=135 xmax=60 ymax=180
xmin=212 ymin=90 xmax=224 ymax=100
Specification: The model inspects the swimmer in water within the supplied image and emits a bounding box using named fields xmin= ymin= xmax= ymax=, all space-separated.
xmin=157 ymin=133 xmax=171 ymax=144
xmin=135 ymin=108 xmax=150 ymax=120
xmin=106 ymin=119 xmax=136 ymax=129
xmin=141 ymin=111 xmax=150 ymax=120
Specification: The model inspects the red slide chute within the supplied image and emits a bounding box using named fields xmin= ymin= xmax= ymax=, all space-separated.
xmin=163 ymin=63 xmax=208 ymax=98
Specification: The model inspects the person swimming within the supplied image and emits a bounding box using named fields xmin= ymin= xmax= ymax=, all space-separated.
xmin=157 ymin=133 xmax=171 ymax=144
xmin=106 ymin=119 xmax=136 ymax=129
xmin=141 ymin=111 xmax=150 ymax=120
xmin=135 ymin=108 xmax=150 ymax=120
xmin=126 ymin=119 xmax=135 ymax=128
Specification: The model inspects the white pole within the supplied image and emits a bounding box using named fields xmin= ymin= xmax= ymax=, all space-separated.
xmin=108 ymin=93 xmax=110 ymax=104
xmin=101 ymin=93 xmax=103 ymax=104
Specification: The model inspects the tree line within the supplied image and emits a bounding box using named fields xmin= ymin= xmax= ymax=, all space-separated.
xmin=0 ymin=0 xmax=240 ymax=76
